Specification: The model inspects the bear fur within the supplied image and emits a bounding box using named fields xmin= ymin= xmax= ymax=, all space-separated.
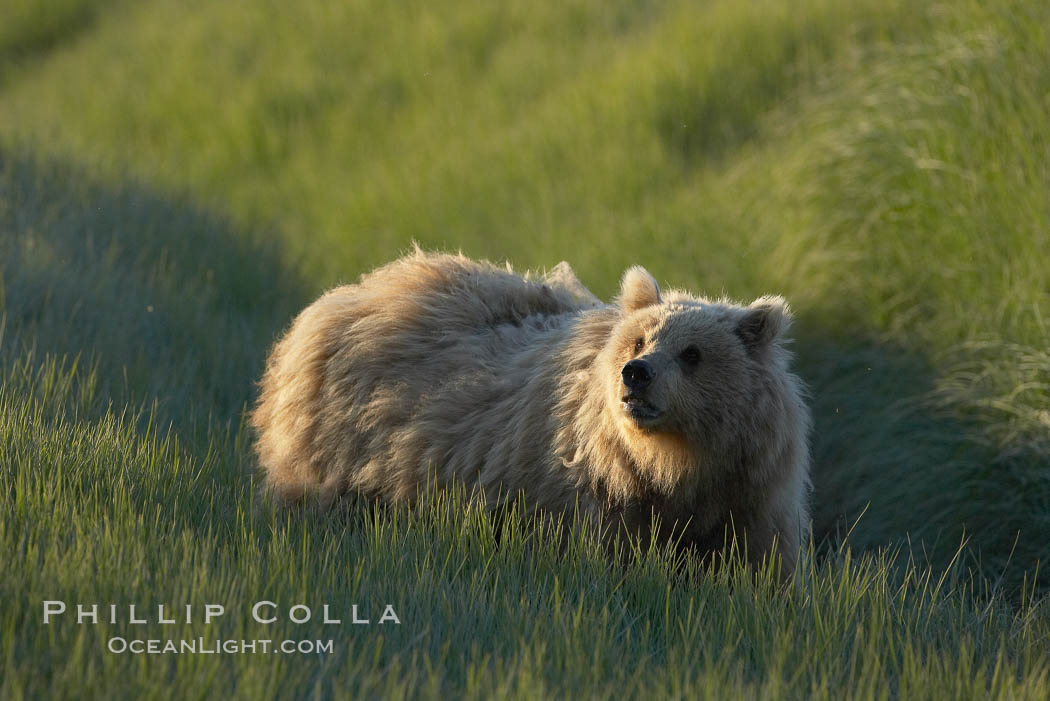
xmin=251 ymin=250 xmax=811 ymax=573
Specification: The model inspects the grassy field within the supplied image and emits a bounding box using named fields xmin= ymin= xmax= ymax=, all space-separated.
xmin=2 ymin=0 xmax=1049 ymax=697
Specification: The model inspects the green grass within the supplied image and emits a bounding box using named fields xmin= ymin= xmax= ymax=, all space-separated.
xmin=3 ymin=356 xmax=1049 ymax=698
xmin=2 ymin=0 xmax=1048 ymax=696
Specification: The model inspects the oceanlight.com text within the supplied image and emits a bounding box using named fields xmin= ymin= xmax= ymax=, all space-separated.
xmin=107 ymin=637 xmax=335 ymax=655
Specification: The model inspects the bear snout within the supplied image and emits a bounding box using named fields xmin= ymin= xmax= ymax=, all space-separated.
xmin=621 ymin=359 xmax=656 ymax=392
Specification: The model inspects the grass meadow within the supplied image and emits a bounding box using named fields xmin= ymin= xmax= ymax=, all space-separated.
xmin=2 ymin=0 xmax=1049 ymax=697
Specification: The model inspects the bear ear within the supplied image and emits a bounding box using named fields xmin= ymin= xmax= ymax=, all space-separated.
xmin=736 ymin=295 xmax=791 ymax=351
xmin=618 ymin=266 xmax=661 ymax=312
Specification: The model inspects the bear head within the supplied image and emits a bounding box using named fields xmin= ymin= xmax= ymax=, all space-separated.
xmin=595 ymin=266 xmax=796 ymax=496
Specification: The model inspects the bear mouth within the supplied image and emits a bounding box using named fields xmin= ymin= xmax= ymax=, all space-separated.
xmin=621 ymin=394 xmax=664 ymax=423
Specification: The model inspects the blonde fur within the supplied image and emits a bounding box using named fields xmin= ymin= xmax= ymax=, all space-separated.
xmin=251 ymin=250 xmax=811 ymax=573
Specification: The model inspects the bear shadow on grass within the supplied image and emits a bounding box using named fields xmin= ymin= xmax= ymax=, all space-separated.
xmin=796 ymin=328 xmax=1050 ymax=596
xmin=1 ymin=148 xmax=311 ymax=534
xmin=1 ymin=148 xmax=308 ymax=427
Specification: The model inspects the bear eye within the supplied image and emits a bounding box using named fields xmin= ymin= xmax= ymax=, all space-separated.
xmin=679 ymin=345 xmax=701 ymax=366
xmin=633 ymin=337 xmax=645 ymax=354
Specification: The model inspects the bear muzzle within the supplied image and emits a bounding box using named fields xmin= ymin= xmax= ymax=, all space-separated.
xmin=621 ymin=359 xmax=663 ymax=423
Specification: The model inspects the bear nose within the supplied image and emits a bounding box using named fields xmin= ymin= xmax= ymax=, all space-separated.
xmin=621 ymin=359 xmax=655 ymax=391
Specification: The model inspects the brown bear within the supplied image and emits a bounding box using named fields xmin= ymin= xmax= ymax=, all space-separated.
xmin=251 ymin=250 xmax=811 ymax=574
